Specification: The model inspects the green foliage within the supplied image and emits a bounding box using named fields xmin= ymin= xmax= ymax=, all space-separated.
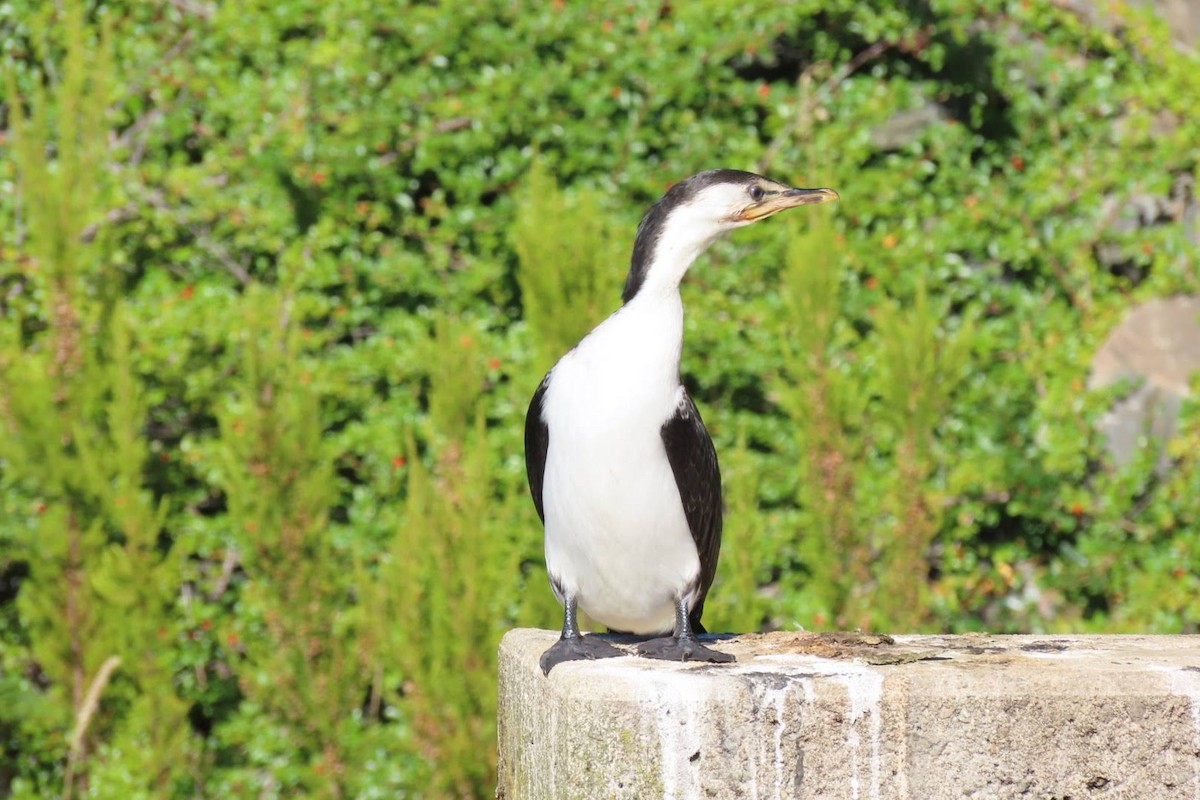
xmin=514 ymin=160 xmax=626 ymax=371
xmin=205 ymin=284 xmax=365 ymax=797
xmin=367 ymin=314 xmax=549 ymax=796
xmin=766 ymin=220 xmax=974 ymax=630
xmin=381 ymin=421 xmax=511 ymax=796
xmin=1 ymin=5 xmax=190 ymax=797
xmin=869 ymin=284 xmax=975 ymax=628
xmin=2 ymin=0 xmax=1200 ymax=797
xmin=775 ymin=219 xmax=873 ymax=627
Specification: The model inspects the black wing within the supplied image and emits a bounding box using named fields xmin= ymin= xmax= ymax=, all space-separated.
xmin=524 ymin=375 xmax=551 ymax=523
xmin=660 ymin=391 xmax=723 ymax=632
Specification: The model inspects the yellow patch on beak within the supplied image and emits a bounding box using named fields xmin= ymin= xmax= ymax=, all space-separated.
xmin=736 ymin=187 xmax=839 ymax=222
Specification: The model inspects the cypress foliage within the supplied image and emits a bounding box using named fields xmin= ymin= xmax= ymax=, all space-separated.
xmin=206 ymin=284 xmax=363 ymax=797
xmin=1 ymin=5 xmax=191 ymax=797
xmin=777 ymin=219 xmax=975 ymax=630
xmin=375 ymin=315 xmax=535 ymax=796
xmin=513 ymin=161 xmax=624 ymax=372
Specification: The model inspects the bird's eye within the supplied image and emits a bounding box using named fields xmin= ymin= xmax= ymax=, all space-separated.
xmin=748 ymin=185 xmax=766 ymax=202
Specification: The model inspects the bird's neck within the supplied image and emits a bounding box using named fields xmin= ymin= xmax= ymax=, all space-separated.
xmin=615 ymin=288 xmax=685 ymax=380
xmin=624 ymin=207 xmax=724 ymax=303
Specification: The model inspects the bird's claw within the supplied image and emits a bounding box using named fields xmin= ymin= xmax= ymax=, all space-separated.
xmin=540 ymin=635 xmax=625 ymax=675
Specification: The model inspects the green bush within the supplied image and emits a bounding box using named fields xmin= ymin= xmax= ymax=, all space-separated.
xmin=2 ymin=0 xmax=1198 ymax=796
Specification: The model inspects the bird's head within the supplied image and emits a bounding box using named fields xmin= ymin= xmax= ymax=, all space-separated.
xmin=676 ymin=169 xmax=840 ymax=228
xmin=625 ymin=169 xmax=838 ymax=302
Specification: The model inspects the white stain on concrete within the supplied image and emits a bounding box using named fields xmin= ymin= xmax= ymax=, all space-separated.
xmin=1148 ymin=664 xmax=1200 ymax=800
xmin=837 ymin=664 xmax=885 ymax=800
xmin=769 ymin=682 xmax=789 ymax=799
xmin=651 ymin=669 xmax=704 ymax=800
xmin=746 ymin=677 xmax=793 ymax=800
xmin=748 ymin=657 xmax=885 ymax=800
xmin=1018 ymin=648 xmax=1104 ymax=660
xmin=545 ymin=687 xmax=559 ymax=800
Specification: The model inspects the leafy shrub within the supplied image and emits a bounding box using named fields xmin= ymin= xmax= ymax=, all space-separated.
xmin=1 ymin=0 xmax=1198 ymax=797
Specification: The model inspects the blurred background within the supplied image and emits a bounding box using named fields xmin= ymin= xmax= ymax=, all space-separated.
xmin=1 ymin=0 xmax=1198 ymax=797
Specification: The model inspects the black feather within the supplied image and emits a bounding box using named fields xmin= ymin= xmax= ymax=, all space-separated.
xmin=660 ymin=392 xmax=723 ymax=632
xmin=524 ymin=375 xmax=551 ymax=523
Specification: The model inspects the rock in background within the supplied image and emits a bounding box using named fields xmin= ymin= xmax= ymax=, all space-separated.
xmin=1059 ymin=0 xmax=1200 ymax=49
xmin=1088 ymin=295 xmax=1200 ymax=473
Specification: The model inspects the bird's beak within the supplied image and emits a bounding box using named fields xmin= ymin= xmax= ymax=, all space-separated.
xmin=736 ymin=187 xmax=840 ymax=222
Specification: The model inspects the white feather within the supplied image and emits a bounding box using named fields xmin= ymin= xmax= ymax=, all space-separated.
xmin=538 ymin=181 xmax=749 ymax=634
xmin=542 ymin=293 xmax=695 ymax=634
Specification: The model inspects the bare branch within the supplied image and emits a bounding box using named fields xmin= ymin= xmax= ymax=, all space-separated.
xmin=118 ymin=30 xmax=195 ymax=106
xmin=758 ymin=39 xmax=897 ymax=174
xmin=168 ymin=0 xmax=215 ymax=19
xmin=63 ymin=656 xmax=122 ymax=797
xmin=80 ymin=202 xmax=141 ymax=243
xmin=1017 ymin=209 xmax=1090 ymax=314
xmin=134 ymin=186 xmax=252 ymax=284
xmin=209 ymin=546 xmax=241 ymax=602
xmin=78 ymin=184 xmax=251 ymax=284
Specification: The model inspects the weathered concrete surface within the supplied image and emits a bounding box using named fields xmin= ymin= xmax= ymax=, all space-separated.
xmin=497 ymin=629 xmax=1200 ymax=799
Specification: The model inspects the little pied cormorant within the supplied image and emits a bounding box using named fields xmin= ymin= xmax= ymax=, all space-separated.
xmin=524 ymin=169 xmax=838 ymax=674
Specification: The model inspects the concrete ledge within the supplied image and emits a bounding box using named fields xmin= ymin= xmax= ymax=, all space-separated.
xmin=497 ymin=629 xmax=1200 ymax=799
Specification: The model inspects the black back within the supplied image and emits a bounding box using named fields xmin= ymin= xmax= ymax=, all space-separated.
xmin=623 ymin=169 xmax=762 ymax=303
xmin=660 ymin=391 xmax=723 ymax=632
xmin=524 ymin=375 xmax=551 ymax=523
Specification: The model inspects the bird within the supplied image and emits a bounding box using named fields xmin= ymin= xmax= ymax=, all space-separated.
xmin=524 ymin=169 xmax=838 ymax=675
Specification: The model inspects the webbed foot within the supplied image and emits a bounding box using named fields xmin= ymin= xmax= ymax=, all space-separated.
xmin=636 ymin=635 xmax=735 ymax=664
xmin=540 ymin=635 xmax=625 ymax=675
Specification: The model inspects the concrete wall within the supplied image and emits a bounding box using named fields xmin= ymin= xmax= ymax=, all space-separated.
xmin=497 ymin=629 xmax=1200 ymax=799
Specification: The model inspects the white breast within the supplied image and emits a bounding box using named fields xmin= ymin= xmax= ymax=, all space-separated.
xmin=540 ymin=292 xmax=701 ymax=635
